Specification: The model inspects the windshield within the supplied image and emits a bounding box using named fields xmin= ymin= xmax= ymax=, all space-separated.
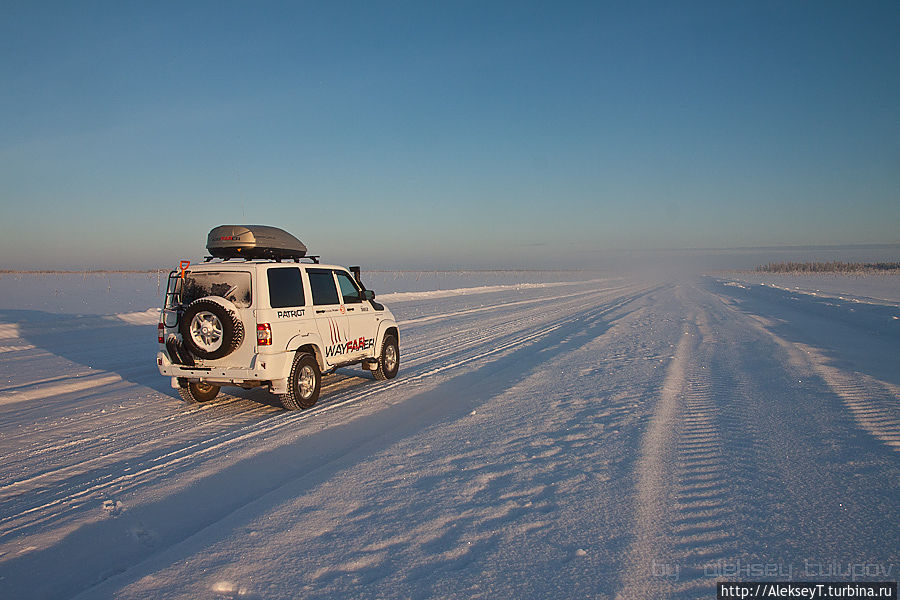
xmin=177 ymin=271 xmax=252 ymax=308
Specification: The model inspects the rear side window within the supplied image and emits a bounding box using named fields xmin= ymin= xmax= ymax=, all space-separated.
xmin=267 ymin=267 xmax=305 ymax=308
xmin=307 ymin=269 xmax=340 ymax=305
xmin=181 ymin=271 xmax=252 ymax=308
xmin=336 ymin=272 xmax=362 ymax=303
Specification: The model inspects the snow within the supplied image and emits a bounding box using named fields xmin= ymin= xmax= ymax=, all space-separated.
xmin=718 ymin=272 xmax=900 ymax=306
xmin=377 ymin=278 xmax=612 ymax=303
xmin=0 ymin=373 xmax=123 ymax=407
xmin=0 ymin=271 xmax=897 ymax=599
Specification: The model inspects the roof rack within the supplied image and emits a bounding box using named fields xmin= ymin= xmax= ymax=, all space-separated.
xmin=203 ymin=255 xmax=320 ymax=263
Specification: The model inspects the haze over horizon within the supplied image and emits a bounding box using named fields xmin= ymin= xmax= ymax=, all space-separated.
xmin=1 ymin=1 xmax=898 ymax=270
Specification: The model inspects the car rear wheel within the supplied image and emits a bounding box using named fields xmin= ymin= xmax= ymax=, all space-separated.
xmin=280 ymin=353 xmax=321 ymax=410
xmin=178 ymin=380 xmax=220 ymax=403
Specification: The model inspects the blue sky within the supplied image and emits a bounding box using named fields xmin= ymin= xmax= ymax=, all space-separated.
xmin=1 ymin=1 xmax=898 ymax=269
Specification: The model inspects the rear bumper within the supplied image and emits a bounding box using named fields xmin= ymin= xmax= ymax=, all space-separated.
xmin=157 ymin=352 xmax=289 ymax=389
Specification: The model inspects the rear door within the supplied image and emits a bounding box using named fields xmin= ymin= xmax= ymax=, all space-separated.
xmin=306 ymin=268 xmax=350 ymax=364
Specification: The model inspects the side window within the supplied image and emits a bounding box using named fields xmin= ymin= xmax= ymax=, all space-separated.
xmin=267 ymin=267 xmax=304 ymax=308
xmin=181 ymin=271 xmax=252 ymax=308
xmin=336 ymin=272 xmax=362 ymax=303
xmin=307 ymin=269 xmax=340 ymax=305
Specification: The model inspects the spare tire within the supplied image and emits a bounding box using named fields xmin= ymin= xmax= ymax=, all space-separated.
xmin=180 ymin=297 xmax=244 ymax=360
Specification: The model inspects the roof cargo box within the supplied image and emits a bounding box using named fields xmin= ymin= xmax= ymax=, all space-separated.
xmin=206 ymin=225 xmax=308 ymax=260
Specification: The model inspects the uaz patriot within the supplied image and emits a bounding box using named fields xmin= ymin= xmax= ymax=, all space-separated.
xmin=156 ymin=225 xmax=399 ymax=410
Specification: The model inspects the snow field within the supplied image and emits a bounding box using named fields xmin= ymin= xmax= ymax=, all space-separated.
xmin=0 ymin=272 xmax=896 ymax=599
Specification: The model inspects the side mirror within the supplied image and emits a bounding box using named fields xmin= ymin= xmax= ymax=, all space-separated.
xmin=360 ymin=289 xmax=375 ymax=301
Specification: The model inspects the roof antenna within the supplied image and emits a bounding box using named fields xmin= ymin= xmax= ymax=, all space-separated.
xmin=236 ymin=167 xmax=246 ymax=221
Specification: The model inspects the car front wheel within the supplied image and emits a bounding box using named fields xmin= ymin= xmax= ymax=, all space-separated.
xmin=374 ymin=335 xmax=399 ymax=381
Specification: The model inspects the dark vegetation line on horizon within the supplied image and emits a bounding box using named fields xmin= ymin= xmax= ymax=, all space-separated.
xmin=756 ymin=261 xmax=900 ymax=274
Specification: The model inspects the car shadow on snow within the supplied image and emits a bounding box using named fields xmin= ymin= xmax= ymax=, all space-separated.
xmin=229 ymin=367 xmax=375 ymax=409
xmin=0 ymin=308 xmax=173 ymax=394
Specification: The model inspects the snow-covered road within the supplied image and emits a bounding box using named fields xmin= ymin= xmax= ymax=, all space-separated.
xmin=0 ymin=275 xmax=897 ymax=599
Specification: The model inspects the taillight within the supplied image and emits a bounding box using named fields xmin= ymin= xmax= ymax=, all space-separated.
xmin=257 ymin=323 xmax=272 ymax=346
xmin=158 ymin=322 xmax=164 ymax=344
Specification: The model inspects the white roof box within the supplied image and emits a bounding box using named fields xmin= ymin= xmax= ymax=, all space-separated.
xmin=206 ymin=225 xmax=308 ymax=260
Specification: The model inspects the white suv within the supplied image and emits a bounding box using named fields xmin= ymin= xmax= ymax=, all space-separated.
xmin=157 ymin=225 xmax=399 ymax=410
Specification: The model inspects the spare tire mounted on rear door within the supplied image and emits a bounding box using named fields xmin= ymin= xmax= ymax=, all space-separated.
xmin=180 ymin=297 xmax=245 ymax=360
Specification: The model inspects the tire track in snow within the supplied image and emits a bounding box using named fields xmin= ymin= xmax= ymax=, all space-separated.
xmin=0 ymin=373 xmax=122 ymax=407
xmin=396 ymin=283 xmax=632 ymax=327
xmin=398 ymin=284 xmax=636 ymax=366
xmin=664 ymin=309 xmax=739 ymax=598
xmin=795 ymin=345 xmax=900 ymax=451
xmin=0 ymin=382 xmax=269 ymax=469
xmin=0 ymin=323 xmax=36 ymax=354
xmin=700 ymin=280 xmax=900 ymax=577
xmin=732 ymin=307 xmax=900 ymax=452
xmin=618 ymin=301 xmax=736 ymax=599
xmin=617 ymin=309 xmax=695 ymax=599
